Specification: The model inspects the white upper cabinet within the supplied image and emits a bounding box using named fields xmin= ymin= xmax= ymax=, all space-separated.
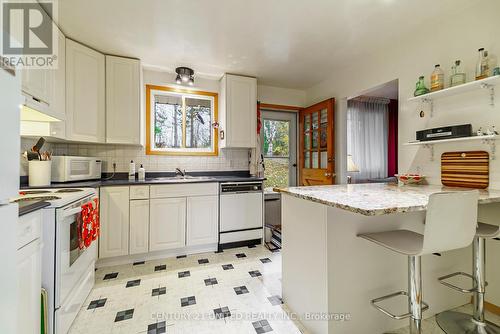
xmin=105 ymin=56 xmax=141 ymax=145
xmin=48 ymin=27 xmax=67 ymax=138
xmin=219 ymin=74 xmax=257 ymax=148
xmin=22 ymin=68 xmax=51 ymax=108
xmin=66 ymin=39 xmax=105 ymax=143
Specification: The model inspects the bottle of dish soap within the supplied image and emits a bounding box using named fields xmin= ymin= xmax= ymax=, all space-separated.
xmin=129 ymin=160 xmax=135 ymax=180
xmin=138 ymin=164 xmax=146 ymax=181
xmin=430 ymin=64 xmax=444 ymax=91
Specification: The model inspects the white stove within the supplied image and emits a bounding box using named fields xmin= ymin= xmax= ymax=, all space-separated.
xmin=14 ymin=188 xmax=96 ymax=208
xmin=15 ymin=187 xmax=99 ymax=334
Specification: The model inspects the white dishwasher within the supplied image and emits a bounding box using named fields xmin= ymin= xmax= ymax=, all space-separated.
xmin=219 ymin=182 xmax=263 ymax=249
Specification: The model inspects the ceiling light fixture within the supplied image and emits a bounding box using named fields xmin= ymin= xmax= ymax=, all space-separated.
xmin=175 ymin=67 xmax=195 ymax=86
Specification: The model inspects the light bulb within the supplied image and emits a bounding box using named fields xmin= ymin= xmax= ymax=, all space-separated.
xmin=175 ymin=74 xmax=182 ymax=84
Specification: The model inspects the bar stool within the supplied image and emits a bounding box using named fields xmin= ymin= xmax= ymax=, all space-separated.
xmin=436 ymin=222 xmax=500 ymax=333
xmin=358 ymin=191 xmax=479 ymax=334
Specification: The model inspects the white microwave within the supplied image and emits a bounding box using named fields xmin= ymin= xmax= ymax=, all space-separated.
xmin=51 ymin=156 xmax=102 ymax=182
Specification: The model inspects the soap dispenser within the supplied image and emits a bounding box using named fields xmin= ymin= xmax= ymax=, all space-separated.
xmin=129 ymin=160 xmax=136 ymax=180
xmin=138 ymin=164 xmax=146 ymax=181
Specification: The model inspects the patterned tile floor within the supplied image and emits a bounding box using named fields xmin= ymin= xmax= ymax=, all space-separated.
xmin=69 ymin=244 xmax=500 ymax=334
xmin=69 ymin=245 xmax=309 ymax=334
xmin=388 ymin=304 xmax=500 ymax=334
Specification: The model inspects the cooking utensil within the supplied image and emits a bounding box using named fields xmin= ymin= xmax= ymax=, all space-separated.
xmin=31 ymin=137 xmax=46 ymax=160
xmin=24 ymin=151 xmax=40 ymax=161
xmin=441 ymin=151 xmax=489 ymax=189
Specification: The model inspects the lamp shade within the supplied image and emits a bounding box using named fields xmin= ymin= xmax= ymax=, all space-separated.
xmin=347 ymin=155 xmax=360 ymax=173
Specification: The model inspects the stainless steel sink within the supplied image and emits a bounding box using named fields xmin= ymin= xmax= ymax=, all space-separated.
xmin=151 ymin=176 xmax=215 ymax=182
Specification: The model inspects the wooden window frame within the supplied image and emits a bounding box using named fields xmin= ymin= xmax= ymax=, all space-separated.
xmin=146 ymin=84 xmax=219 ymax=156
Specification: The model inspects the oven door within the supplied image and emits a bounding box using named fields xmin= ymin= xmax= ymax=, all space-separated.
xmin=55 ymin=195 xmax=98 ymax=308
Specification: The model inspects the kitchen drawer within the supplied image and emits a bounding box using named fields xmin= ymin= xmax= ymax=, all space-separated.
xmin=150 ymin=183 xmax=218 ymax=198
xmin=18 ymin=210 xmax=42 ymax=250
xmin=130 ymin=186 xmax=150 ymax=200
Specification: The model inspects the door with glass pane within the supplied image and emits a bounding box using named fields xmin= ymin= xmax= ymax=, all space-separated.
xmin=299 ymin=99 xmax=335 ymax=185
xmin=261 ymin=111 xmax=297 ymax=189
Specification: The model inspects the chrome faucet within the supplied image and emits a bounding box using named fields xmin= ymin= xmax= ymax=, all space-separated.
xmin=175 ymin=168 xmax=186 ymax=177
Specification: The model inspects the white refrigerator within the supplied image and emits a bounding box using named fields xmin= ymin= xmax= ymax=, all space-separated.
xmin=0 ymin=62 xmax=21 ymax=333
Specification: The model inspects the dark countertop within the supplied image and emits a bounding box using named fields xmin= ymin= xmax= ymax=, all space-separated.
xmin=17 ymin=200 xmax=51 ymax=217
xmin=20 ymin=171 xmax=265 ymax=189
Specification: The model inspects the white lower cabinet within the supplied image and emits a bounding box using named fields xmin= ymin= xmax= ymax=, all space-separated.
xmin=99 ymin=186 xmax=130 ymax=258
xmin=17 ymin=211 xmax=42 ymax=334
xmin=149 ymin=197 xmax=186 ymax=251
xmin=187 ymin=195 xmax=219 ymax=246
xmin=17 ymin=239 xmax=42 ymax=334
xmin=130 ymin=200 xmax=149 ymax=255
xmin=99 ymin=184 xmax=220 ymax=261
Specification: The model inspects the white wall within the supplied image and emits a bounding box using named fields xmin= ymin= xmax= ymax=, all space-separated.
xmin=306 ymin=0 xmax=500 ymax=187
xmin=257 ymin=85 xmax=306 ymax=107
xmin=305 ymin=0 xmax=500 ymax=307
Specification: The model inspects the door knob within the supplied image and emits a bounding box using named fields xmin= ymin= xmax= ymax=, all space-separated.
xmin=325 ymin=172 xmax=332 ymax=178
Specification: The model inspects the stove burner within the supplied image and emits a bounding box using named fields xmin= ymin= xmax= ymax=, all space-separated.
xmin=19 ymin=190 xmax=52 ymax=195
xmin=14 ymin=196 xmax=62 ymax=202
xmin=55 ymin=189 xmax=84 ymax=193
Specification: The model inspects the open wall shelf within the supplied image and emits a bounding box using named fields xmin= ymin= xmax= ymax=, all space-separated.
xmin=404 ymin=135 xmax=499 ymax=161
xmin=408 ymin=75 xmax=500 ymax=117
xmin=408 ymin=75 xmax=500 ymax=103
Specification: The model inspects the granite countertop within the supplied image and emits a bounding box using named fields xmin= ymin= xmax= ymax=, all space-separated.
xmin=17 ymin=199 xmax=51 ymax=217
xmin=274 ymin=183 xmax=500 ymax=216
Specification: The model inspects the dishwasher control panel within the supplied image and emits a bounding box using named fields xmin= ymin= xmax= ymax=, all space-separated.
xmin=220 ymin=182 xmax=263 ymax=193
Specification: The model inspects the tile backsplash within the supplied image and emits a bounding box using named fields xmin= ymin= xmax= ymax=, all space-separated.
xmin=20 ymin=138 xmax=250 ymax=176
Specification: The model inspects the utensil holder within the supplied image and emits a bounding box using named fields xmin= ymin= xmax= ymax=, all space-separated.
xmin=29 ymin=160 xmax=52 ymax=187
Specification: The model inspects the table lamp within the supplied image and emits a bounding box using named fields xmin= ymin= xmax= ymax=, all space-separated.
xmin=347 ymin=155 xmax=360 ymax=184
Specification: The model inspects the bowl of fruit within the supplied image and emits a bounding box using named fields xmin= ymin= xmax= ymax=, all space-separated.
xmin=395 ymin=173 xmax=425 ymax=185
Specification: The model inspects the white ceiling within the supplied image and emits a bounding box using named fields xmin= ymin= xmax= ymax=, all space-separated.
xmin=51 ymin=0 xmax=479 ymax=89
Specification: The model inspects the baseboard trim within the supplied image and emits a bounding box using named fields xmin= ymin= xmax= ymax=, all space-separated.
xmin=485 ymin=300 xmax=500 ymax=316
xmin=470 ymin=297 xmax=500 ymax=316
xmin=96 ymin=244 xmax=218 ymax=268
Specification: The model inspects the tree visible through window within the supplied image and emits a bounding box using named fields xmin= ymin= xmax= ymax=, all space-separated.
xmin=146 ymin=86 xmax=218 ymax=156
xmin=263 ymin=119 xmax=290 ymax=188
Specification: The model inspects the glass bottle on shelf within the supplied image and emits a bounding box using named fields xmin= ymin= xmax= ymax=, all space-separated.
xmin=430 ymin=64 xmax=444 ymax=91
xmin=476 ymin=48 xmax=489 ymax=80
xmin=450 ymin=60 xmax=466 ymax=87
xmin=414 ymin=76 xmax=430 ymax=96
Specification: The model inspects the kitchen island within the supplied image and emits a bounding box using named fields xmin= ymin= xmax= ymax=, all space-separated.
xmin=275 ymin=183 xmax=500 ymax=334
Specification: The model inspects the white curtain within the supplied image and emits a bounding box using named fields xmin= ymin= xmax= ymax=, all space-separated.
xmin=347 ymin=97 xmax=389 ymax=181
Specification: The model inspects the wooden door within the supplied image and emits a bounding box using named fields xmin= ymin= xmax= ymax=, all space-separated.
xmin=299 ymin=99 xmax=335 ymax=185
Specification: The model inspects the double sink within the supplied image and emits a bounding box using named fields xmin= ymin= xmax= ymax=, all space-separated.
xmin=150 ymin=175 xmax=216 ymax=183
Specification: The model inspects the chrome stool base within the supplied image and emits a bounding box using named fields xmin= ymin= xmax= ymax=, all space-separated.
xmin=436 ymin=311 xmax=500 ymax=334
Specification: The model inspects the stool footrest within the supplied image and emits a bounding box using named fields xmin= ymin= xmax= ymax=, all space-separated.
xmin=438 ymin=272 xmax=482 ymax=293
xmin=371 ymin=291 xmax=429 ymax=320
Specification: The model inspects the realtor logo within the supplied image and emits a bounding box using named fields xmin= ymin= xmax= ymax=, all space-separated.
xmin=1 ymin=0 xmax=58 ymax=69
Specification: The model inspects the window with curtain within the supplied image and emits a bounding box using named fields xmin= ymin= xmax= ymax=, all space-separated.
xmin=146 ymin=85 xmax=218 ymax=156
xmin=347 ymin=97 xmax=389 ymax=181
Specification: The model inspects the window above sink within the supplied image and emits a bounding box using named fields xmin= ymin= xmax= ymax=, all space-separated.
xmin=146 ymin=85 xmax=218 ymax=156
